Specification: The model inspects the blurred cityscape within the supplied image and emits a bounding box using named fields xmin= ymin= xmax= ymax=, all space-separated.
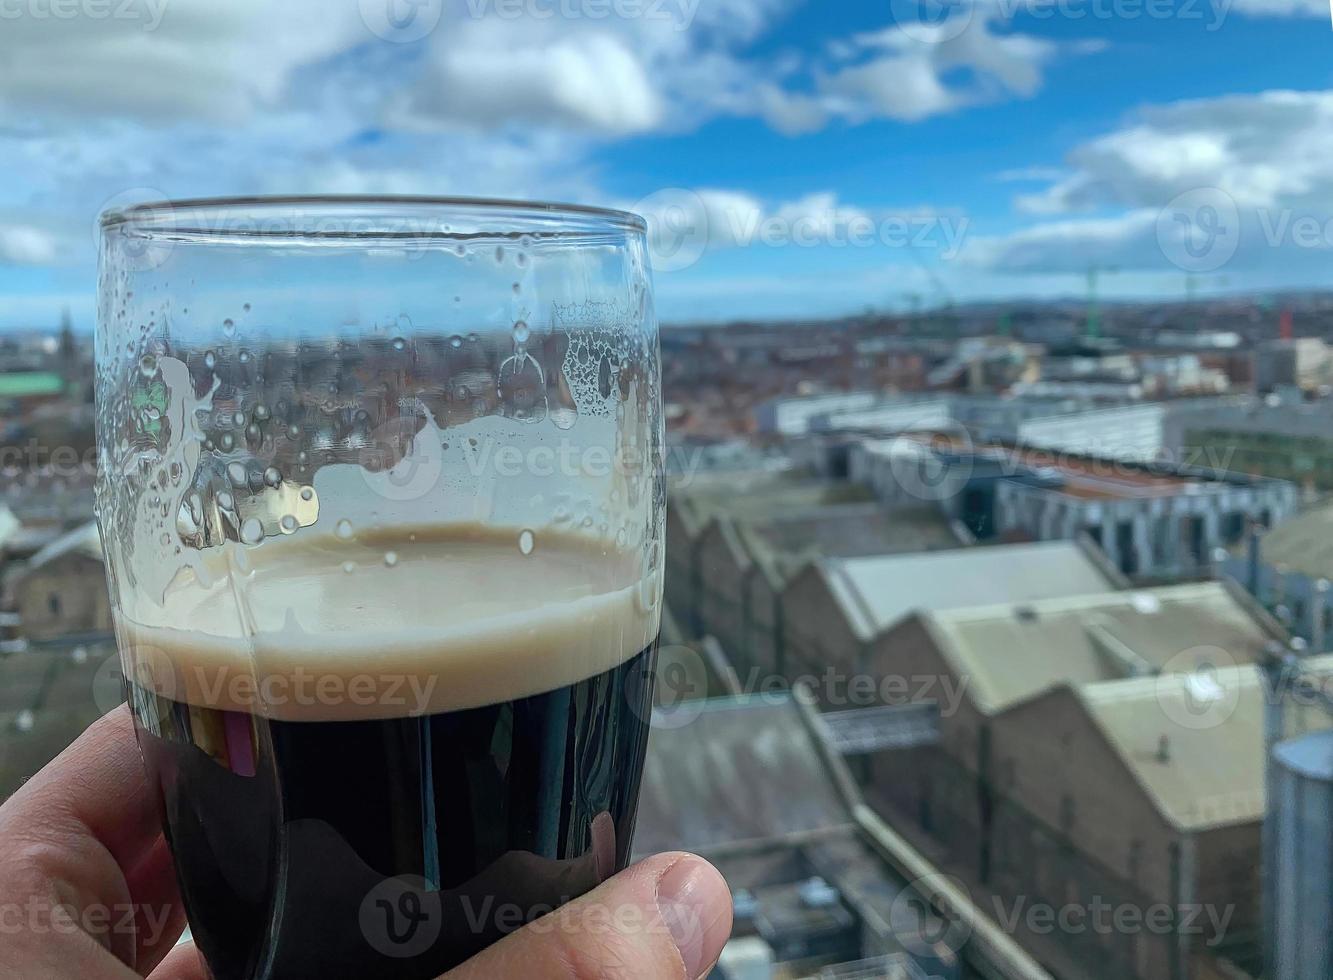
xmin=3 ymin=294 xmax=1333 ymax=980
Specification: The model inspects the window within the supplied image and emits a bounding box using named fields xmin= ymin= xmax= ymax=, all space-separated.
xmin=47 ymin=593 xmax=61 ymax=617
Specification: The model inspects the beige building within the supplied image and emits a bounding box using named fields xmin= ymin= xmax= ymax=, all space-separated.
xmin=779 ymin=540 xmax=1121 ymax=703
xmin=5 ymin=522 xmax=110 ymax=641
xmin=861 ymin=582 xmax=1298 ymax=980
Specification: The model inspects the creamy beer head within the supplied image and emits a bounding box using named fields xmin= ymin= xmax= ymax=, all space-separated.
xmin=119 ymin=524 xmax=662 ymax=722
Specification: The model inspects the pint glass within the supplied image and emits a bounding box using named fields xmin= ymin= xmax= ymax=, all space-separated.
xmin=95 ymin=197 xmax=664 ymax=979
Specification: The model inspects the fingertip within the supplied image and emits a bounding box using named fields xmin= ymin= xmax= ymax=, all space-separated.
xmin=653 ymin=854 xmax=732 ymax=980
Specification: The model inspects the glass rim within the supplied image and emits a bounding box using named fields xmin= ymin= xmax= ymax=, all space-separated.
xmin=98 ymin=194 xmax=648 ymax=237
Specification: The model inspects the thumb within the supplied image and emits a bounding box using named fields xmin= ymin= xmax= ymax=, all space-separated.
xmin=443 ymin=853 xmax=732 ymax=980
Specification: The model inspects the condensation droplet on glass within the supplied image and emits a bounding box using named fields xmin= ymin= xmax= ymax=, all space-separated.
xmin=467 ymin=333 xmax=478 ymax=343
xmin=494 ymin=245 xmax=504 ymax=264
xmin=238 ymin=350 xmax=251 ymax=364
xmin=217 ymin=490 xmax=234 ymax=510
xmin=254 ymin=404 xmax=270 ymax=421
xmin=512 ymin=282 xmax=521 ymax=295
xmin=246 ymin=424 xmax=261 ymax=441
xmin=512 ymin=320 xmax=530 ymax=345
xmin=336 ymin=519 xmax=354 ymax=540
xmin=138 ymin=354 xmax=157 ymax=377
xmin=392 ymin=337 xmax=407 ymax=352
xmin=280 ymin=514 xmax=299 ymax=534
xmin=240 ymin=518 xmax=264 ymax=545
xmin=518 ymin=530 xmax=535 ymax=555
xmin=227 ymin=461 xmax=248 ymax=485
xmin=300 ymin=487 xmax=314 ymax=501
xmin=203 ymin=350 xmax=217 ymax=370
xmin=219 ymin=432 xmax=235 ymax=451
xmin=383 ymin=551 xmax=399 ymax=567
xmin=232 ymin=411 xmax=245 ymax=426
xmin=242 ymin=303 xmax=252 ymax=313
xmin=223 ymin=318 xmax=235 ymax=335
xmin=342 ymin=561 xmax=356 ymax=575
xmin=263 ymin=467 xmax=282 ymax=488
xmin=449 ymin=335 xmax=463 ymax=349
xmin=288 ymin=424 xmax=302 ymax=440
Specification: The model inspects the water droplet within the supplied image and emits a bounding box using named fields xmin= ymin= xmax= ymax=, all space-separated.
xmin=300 ymin=487 xmax=314 ymax=501
xmin=494 ymin=245 xmax=504 ymax=263
xmin=238 ymin=349 xmax=251 ymax=364
xmin=384 ymin=551 xmax=399 ymax=567
xmin=392 ymin=337 xmax=407 ymax=352
xmin=263 ymin=467 xmax=282 ymax=488
xmin=254 ymin=404 xmax=270 ymax=421
xmin=287 ymin=424 xmax=302 ymax=440
xmin=516 ymin=252 xmax=528 ymax=268
xmin=219 ymin=432 xmax=235 ymax=451
xmin=336 ymin=519 xmax=354 ymax=540
xmin=138 ymin=353 xmax=158 ymax=377
xmin=512 ymin=320 xmax=530 ymax=345
xmin=246 ymin=424 xmax=261 ymax=441
xmin=342 ymin=561 xmax=356 ymax=574
xmin=240 ymin=518 xmax=264 ymax=545
xmin=449 ymin=335 xmax=463 ymax=349
xmin=453 ymin=295 xmax=461 ymax=305
xmin=512 ymin=282 xmax=521 ymax=295
xmin=518 ymin=530 xmax=535 ymax=555
xmin=467 ymin=332 xmax=479 ymax=344
xmin=280 ymin=514 xmax=299 ymax=534
xmin=223 ymin=318 xmax=235 ymax=335
xmin=242 ymin=303 xmax=252 ymax=313
xmin=232 ymin=411 xmax=245 ymax=427
xmin=217 ymin=490 xmax=234 ymax=510
xmin=203 ymin=350 xmax=217 ymax=370
xmin=228 ymin=462 xmax=248 ymax=485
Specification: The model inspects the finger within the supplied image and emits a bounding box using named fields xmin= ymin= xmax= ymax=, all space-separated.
xmin=123 ymin=836 xmax=188 ymax=974
xmin=1 ymin=706 xmax=160 ymax=871
xmin=148 ymin=942 xmax=210 ymax=980
xmin=0 ymin=706 xmax=169 ymax=969
xmin=443 ymin=852 xmax=732 ymax=980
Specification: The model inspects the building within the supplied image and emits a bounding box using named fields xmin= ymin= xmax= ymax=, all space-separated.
xmin=779 ymin=541 xmax=1122 ymax=692
xmin=1167 ymin=396 xmax=1333 ymax=491
xmin=1253 ymin=338 xmax=1332 ymax=393
xmin=755 ymin=392 xmax=880 ymax=437
xmin=857 ymin=583 xmax=1294 ymax=980
xmin=850 ymin=435 xmax=1297 ymax=579
xmin=637 ymin=693 xmax=1051 ymax=980
xmin=3 ymin=522 xmax=109 ymax=641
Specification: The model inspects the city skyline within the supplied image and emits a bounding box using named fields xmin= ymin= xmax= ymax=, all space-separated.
xmin=3 ymin=0 xmax=1333 ymax=329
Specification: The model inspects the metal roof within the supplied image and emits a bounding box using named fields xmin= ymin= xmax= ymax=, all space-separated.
xmin=818 ymin=702 xmax=941 ymax=755
xmin=1072 ymin=656 xmax=1333 ymax=831
xmin=635 ymin=695 xmax=855 ymax=857
xmin=1255 ymin=502 xmax=1333 ymax=582
xmin=24 ymin=520 xmax=102 ymax=572
xmin=825 ymin=540 xmax=1117 ymax=641
xmin=924 ymin=582 xmax=1273 ymax=715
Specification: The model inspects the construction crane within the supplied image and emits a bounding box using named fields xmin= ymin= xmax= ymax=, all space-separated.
xmin=1086 ymin=264 xmax=1118 ymax=340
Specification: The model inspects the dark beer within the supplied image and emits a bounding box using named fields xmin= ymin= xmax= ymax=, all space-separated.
xmin=123 ymin=525 xmax=660 ymax=979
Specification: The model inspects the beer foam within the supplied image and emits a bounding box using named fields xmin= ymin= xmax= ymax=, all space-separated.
xmin=117 ymin=524 xmax=661 ymax=722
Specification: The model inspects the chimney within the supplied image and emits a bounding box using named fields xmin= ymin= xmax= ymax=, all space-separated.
xmin=1313 ymin=579 xmax=1330 ymax=653
xmin=1157 ymin=735 xmax=1171 ymax=764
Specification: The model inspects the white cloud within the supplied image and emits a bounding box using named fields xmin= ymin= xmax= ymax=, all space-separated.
xmin=1229 ymin=0 xmax=1328 ymax=14
xmin=970 ymin=89 xmax=1333 ymax=278
xmin=0 ymin=226 xmax=61 ymax=265
xmin=0 ymin=1 xmax=365 ymax=124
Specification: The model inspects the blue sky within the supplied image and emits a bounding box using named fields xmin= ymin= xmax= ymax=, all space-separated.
xmin=1 ymin=0 xmax=1332 ymax=328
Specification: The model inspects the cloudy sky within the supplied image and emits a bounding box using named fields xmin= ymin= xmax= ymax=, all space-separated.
xmin=2 ymin=0 xmax=1332 ymax=327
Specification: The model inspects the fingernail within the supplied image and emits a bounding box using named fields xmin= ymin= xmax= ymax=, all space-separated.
xmin=656 ymin=857 xmax=732 ymax=979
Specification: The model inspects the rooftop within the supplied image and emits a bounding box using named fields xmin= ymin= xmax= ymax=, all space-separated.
xmin=825 ymin=540 xmax=1117 ymax=640
xmin=1073 ymin=655 xmax=1333 ymax=830
xmin=1254 ymin=502 xmax=1333 ymax=581
xmin=924 ymin=582 xmax=1276 ymax=715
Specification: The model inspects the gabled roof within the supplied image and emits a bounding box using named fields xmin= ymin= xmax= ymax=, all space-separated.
xmin=824 ymin=540 xmax=1117 ymax=642
xmin=922 ymin=582 xmax=1276 ymax=715
xmin=25 ymin=521 xmax=102 ymax=572
xmin=1067 ymin=656 xmax=1333 ymax=831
